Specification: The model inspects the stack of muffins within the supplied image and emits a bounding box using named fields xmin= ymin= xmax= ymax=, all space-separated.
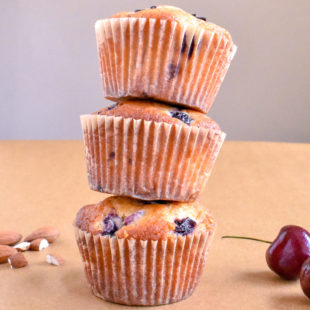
xmin=75 ymin=5 xmax=236 ymax=306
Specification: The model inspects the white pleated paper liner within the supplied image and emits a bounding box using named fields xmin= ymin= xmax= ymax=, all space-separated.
xmin=80 ymin=114 xmax=226 ymax=202
xmin=95 ymin=17 xmax=237 ymax=113
xmin=75 ymin=226 xmax=215 ymax=306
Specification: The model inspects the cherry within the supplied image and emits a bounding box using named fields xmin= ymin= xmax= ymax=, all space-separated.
xmin=266 ymin=225 xmax=310 ymax=280
xmin=222 ymin=225 xmax=310 ymax=280
xmin=300 ymin=257 xmax=310 ymax=299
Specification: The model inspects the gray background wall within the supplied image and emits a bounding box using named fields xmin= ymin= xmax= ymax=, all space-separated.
xmin=1 ymin=0 xmax=309 ymax=141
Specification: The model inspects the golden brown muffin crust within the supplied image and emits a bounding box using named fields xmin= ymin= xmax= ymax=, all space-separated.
xmin=94 ymin=99 xmax=220 ymax=130
xmin=110 ymin=5 xmax=232 ymax=40
xmin=75 ymin=196 xmax=215 ymax=240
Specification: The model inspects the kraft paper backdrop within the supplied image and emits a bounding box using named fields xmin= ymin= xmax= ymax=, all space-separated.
xmin=0 ymin=141 xmax=309 ymax=309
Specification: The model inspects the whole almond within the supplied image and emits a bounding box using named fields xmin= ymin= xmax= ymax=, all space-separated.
xmin=0 ymin=231 xmax=22 ymax=246
xmin=0 ymin=245 xmax=17 ymax=263
xmin=24 ymin=226 xmax=60 ymax=243
xmin=29 ymin=238 xmax=49 ymax=251
xmin=8 ymin=253 xmax=28 ymax=269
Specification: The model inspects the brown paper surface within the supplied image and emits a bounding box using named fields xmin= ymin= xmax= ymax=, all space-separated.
xmin=0 ymin=141 xmax=309 ymax=309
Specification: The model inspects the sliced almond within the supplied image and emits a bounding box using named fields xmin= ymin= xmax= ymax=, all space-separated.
xmin=14 ymin=242 xmax=31 ymax=252
xmin=46 ymin=254 xmax=64 ymax=266
xmin=0 ymin=245 xmax=17 ymax=263
xmin=29 ymin=238 xmax=49 ymax=251
xmin=24 ymin=226 xmax=60 ymax=243
xmin=8 ymin=253 xmax=28 ymax=269
xmin=0 ymin=231 xmax=22 ymax=246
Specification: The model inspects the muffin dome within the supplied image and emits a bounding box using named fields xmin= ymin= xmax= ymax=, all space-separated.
xmin=111 ymin=5 xmax=232 ymax=39
xmin=75 ymin=196 xmax=215 ymax=240
xmin=95 ymin=99 xmax=221 ymax=130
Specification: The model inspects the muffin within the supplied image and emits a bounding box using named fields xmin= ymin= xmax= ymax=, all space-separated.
xmin=75 ymin=196 xmax=216 ymax=305
xmin=80 ymin=99 xmax=225 ymax=202
xmin=95 ymin=5 xmax=236 ymax=113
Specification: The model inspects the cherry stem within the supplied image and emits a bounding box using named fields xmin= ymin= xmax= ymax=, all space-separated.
xmin=221 ymin=235 xmax=272 ymax=244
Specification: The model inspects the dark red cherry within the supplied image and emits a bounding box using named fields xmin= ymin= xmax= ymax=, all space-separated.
xmin=300 ymin=257 xmax=310 ymax=299
xmin=266 ymin=225 xmax=310 ymax=280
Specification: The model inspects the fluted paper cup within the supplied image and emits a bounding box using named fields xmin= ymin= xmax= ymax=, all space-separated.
xmin=95 ymin=17 xmax=236 ymax=113
xmin=75 ymin=226 xmax=215 ymax=306
xmin=80 ymin=114 xmax=226 ymax=202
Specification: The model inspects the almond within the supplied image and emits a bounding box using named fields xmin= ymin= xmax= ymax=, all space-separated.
xmin=0 ymin=245 xmax=17 ymax=263
xmin=14 ymin=242 xmax=31 ymax=252
xmin=24 ymin=226 xmax=60 ymax=243
xmin=0 ymin=231 xmax=22 ymax=246
xmin=8 ymin=253 xmax=28 ymax=269
xmin=46 ymin=253 xmax=64 ymax=266
xmin=29 ymin=238 xmax=49 ymax=251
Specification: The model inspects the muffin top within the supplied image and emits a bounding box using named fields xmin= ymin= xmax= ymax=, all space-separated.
xmin=94 ymin=99 xmax=220 ymax=130
xmin=109 ymin=5 xmax=232 ymax=40
xmin=75 ymin=196 xmax=215 ymax=240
